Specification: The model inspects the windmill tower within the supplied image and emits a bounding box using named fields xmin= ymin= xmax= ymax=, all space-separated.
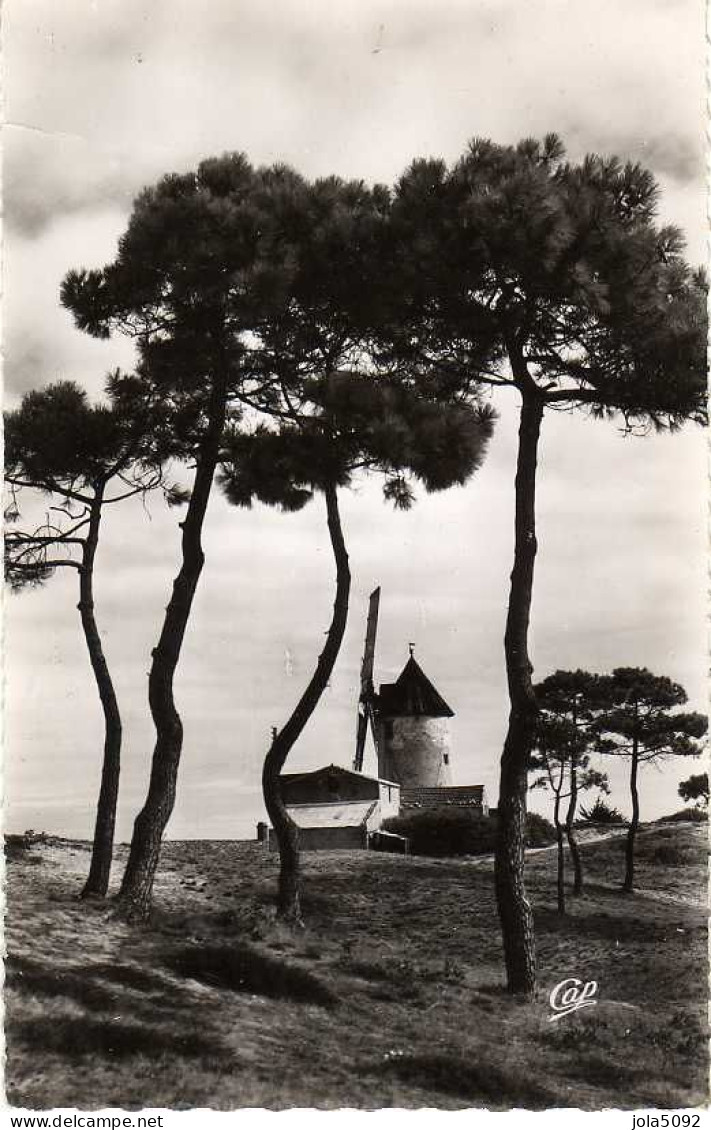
xmin=353 ymin=588 xmax=454 ymax=787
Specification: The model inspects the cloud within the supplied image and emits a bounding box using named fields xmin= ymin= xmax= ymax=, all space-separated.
xmin=573 ymin=130 xmax=701 ymax=185
xmin=3 ymin=206 xmax=135 ymax=399
xmin=4 ymin=0 xmax=703 ymax=244
xmin=4 ymin=129 xmax=142 ymax=238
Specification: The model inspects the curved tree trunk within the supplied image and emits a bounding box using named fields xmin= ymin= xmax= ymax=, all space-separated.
xmin=78 ymin=485 xmax=123 ymax=899
xmin=117 ymin=374 xmax=228 ymax=920
xmin=495 ymin=386 xmax=544 ymax=997
xmin=262 ymin=483 xmax=350 ymax=923
xmin=624 ymin=741 xmax=640 ymax=892
xmin=565 ymin=753 xmax=583 ymax=894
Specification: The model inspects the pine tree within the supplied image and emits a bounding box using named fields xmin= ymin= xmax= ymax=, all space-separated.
xmin=594 ymin=667 xmax=706 ymax=891
xmin=678 ymin=772 xmax=709 ymax=808
xmin=380 ymin=135 xmax=707 ymax=993
xmin=530 ymin=683 xmax=609 ymax=914
xmin=221 ymin=374 xmax=494 ymax=921
xmin=4 ymin=378 xmax=167 ymax=897
xmin=214 ymin=168 xmax=496 ymax=921
xmin=530 ymin=669 xmax=610 ymax=901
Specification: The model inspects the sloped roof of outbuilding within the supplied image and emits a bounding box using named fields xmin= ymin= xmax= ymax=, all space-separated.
xmin=280 ymin=764 xmax=400 ymax=788
xmin=378 ymin=656 xmax=454 ymax=718
xmin=281 ymin=764 xmax=378 ymax=786
xmin=286 ymin=800 xmax=378 ymax=828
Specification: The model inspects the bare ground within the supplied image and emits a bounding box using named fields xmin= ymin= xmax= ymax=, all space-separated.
xmin=4 ymin=822 xmax=708 ymax=1111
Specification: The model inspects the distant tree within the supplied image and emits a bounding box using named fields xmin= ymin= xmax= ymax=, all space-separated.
xmin=221 ymin=373 xmax=495 ymax=921
xmin=677 ymin=772 xmax=708 ymax=808
xmin=4 ymin=378 xmax=168 ymax=897
xmin=530 ymin=670 xmax=609 ymax=901
xmin=595 ymin=668 xmax=707 ymax=891
xmin=530 ymin=721 xmax=608 ymax=914
xmin=380 ymin=135 xmax=707 ymax=994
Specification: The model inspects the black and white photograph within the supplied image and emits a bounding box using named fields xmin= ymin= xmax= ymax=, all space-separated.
xmin=3 ymin=0 xmax=708 ymax=1115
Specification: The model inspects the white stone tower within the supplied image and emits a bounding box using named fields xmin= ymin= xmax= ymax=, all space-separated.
xmin=376 ymin=648 xmax=454 ymax=787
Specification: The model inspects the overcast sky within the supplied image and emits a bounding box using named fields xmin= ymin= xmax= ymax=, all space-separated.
xmin=4 ymin=0 xmax=706 ymax=841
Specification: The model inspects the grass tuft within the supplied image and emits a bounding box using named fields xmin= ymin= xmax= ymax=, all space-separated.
xmin=163 ymin=941 xmax=337 ymax=1007
xmin=651 ymin=844 xmax=695 ymax=866
xmin=6 ymin=957 xmax=122 ymax=1013
xmin=373 ymin=1051 xmax=556 ymax=1109
xmin=11 ymin=1015 xmax=228 ymax=1061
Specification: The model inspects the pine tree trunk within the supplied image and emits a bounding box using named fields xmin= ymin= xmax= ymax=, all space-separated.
xmin=117 ymin=374 xmax=228 ymax=920
xmin=553 ymin=789 xmax=565 ymax=916
xmin=624 ymin=741 xmax=640 ymax=892
xmin=495 ymin=386 xmax=543 ymax=997
xmin=565 ymin=754 xmax=583 ymax=894
xmin=78 ymin=486 xmax=122 ymax=899
xmin=262 ymin=484 xmax=350 ymax=923
xmin=262 ymin=739 xmax=302 ymax=923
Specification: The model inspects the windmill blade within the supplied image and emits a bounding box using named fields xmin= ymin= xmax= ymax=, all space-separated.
xmin=360 ymin=586 xmax=380 ymax=695
xmin=354 ymin=587 xmax=381 ymax=772
xmin=366 ymin=699 xmax=379 ymax=752
xmin=354 ymin=709 xmax=368 ymax=773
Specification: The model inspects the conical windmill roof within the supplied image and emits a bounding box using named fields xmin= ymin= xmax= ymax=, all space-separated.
xmin=378 ymin=655 xmax=454 ymax=718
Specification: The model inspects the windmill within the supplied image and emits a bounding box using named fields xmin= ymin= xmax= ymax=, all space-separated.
xmin=353 ymin=586 xmax=457 ymax=787
xmin=353 ymin=586 xmax=381 ymax=772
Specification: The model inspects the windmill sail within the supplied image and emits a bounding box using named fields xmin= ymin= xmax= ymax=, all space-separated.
xmin=354 ymin=586 xmax=380 ymax=772
xmin=354 ymin=711 xmax=369 ymax=773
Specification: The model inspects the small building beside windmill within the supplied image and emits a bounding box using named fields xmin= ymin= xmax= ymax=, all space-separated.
xmin=266 ymin=764 xmax=400 ymax=851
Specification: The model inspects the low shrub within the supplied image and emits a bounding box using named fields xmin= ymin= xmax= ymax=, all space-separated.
xmin=382 ymin=809 xmax=495 ymax=856
xmin=5 ymin=831 xmax=47 ymax=864
xmin=525 ymin=811 xmax=556 ymax=847
xmin=381 ymin=809 xmax=555 ymax=857
xmin=578 ymin=797 xmax=625 ymax=825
